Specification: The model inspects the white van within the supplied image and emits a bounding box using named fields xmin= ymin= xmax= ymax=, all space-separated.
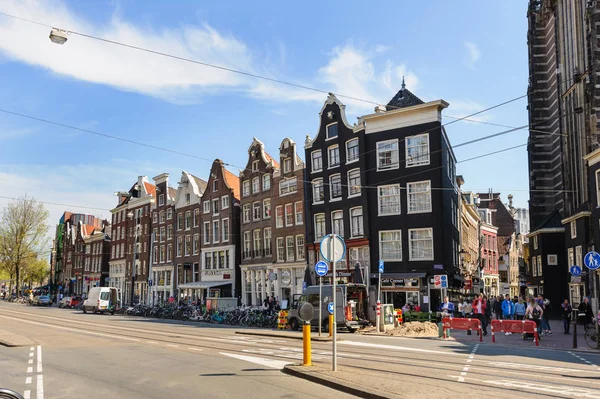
xmin=83 ymin=287 xmax=118 ymax=315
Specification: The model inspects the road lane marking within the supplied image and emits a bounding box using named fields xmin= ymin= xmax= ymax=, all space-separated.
xmin=26 ymin=377 xmax=32 ymax=384
xmin=188 ymin=347 xmax=203 ymax=351
xmin=483 ymin=360 xmax=600 ymax=374
xmin=0 ymin=314 xmax=140 ymax=342
xmin=338 ymin=340 xmax=464 ymax=355
xmin=27 ymin=367 xmax=33 ymax=373
xmin=166 ymin=344 xmax=179 ymax=348
xmin=36 ymin=375 xmax=43 ymax=399
xmin=147 ymin=341 xmax=158 ymax=344
xmin=36 ymin=345 xmax=42 ymax=373
xmin=29 ymin=347 xmax=34 ymax=351
xmin=28 ymin=359 xmax=33 ymax=364
xmin=29 ymin=352 xmax=33 ymax=357
xmin=24 ymin=391 xmax=30 ymax=399
xmin=220 ymin=352 xmax=293 ymax=369
xmin=458 ymin=344 xmax=479 ymax=383
xmin=449 ymin=374 xmax=600 ymax=398
xmin=568 ymin=351 xmax=600 ymax=371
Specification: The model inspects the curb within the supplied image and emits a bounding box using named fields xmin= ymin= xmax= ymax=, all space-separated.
xmin=235 ymin=331 xmax=340 ymax=342
xmin=0 ymin=332 xmax=34 ymax=347
xmin=282 ymin=365 xmax=390 ymax=399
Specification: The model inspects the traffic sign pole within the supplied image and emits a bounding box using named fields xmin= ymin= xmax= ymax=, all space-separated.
xmin=331 ymin=233 xmax=337 ymax=372
xmin=319 ymin=276 xmax=322 ymax=337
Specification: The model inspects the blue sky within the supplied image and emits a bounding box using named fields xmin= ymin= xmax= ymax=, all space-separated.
xmin=0 ymin=0 xmax=529 ymax=228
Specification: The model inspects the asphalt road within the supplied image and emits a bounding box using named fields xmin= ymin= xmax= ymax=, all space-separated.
xmin=1 ymin=302 xmax=600 ymax=399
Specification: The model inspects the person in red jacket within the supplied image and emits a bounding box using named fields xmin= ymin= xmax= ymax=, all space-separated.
xmin=472 ymin=293 xmax=488 ymax=336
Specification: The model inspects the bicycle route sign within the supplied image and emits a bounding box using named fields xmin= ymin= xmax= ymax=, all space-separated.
xmin=584 ymin=251 xmax=600 ymax=270
xmin=328 ymin=302 xmax=334 ymax=314
xmin=315 ymin=261 xmax=328 ymax=277
xmin=570 ymin=265 xmax=582 ymax=277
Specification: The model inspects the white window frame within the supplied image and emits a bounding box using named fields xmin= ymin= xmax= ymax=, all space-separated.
xmin=346 ymin=138 xmax=359 ymax=164
xmin=222 ymin=218 xmax=229 ymax=242
xmin=159 ymin=194 xmax=165 ymax=206
xmin=376 ymin=139 xmax=399 ymax=171
xmin=203 ymin=222 xmax=210 ymax=244
xmin=252 ymin=176 xmax=260 ymax=194
xmin=264 ymin=228 xmax=272 ymax=256
xmin=405 ymin=133 xmax=430 ymax=167
xmin=350 ymin=207 xmax=364 ymax=238
xmin=379 ymin=230 xmax=402 ymax=261
xmin=263 ymin=198 xmax=271 ymax=219
xmin=378 ymin=184 xmax=401 ymax=216
xmin=242 ymin=203 xmax=251 ymax=224
xmin=262 ymin=174 xmax=271 ymax=191
xmin=242 ymin=180 xmax=250 ymax=197
xmin=311 ymin=150 xmax=323 ymax=173
xmin=176 ymin=237 xmax=183 ymax=257
xmin=167 ymin=244 xmax=172 ymax=262
xmin=279 ymin=177 xmax=297 ymax=196
xmin=212 ymin=220 xmax=220 ymax=244
xmin=296 ymin=235 xmax=305 ymax=261
xmin=211 ymin=199 xmax=219 ymax=216
xmin=326 ymin=122 xmax=338 ymax=140
xmin=596 ymin=170 xmax=600 ymax=207
xmin=166 ymin=208 xmax=173 ymax=220
xmin=252 ymin=160 xmax=259 ymax=172
xmin=286 ymin=236 xmax=295 ymax=262
xmin=275 ymin=205 xmax=284 ymax=228
xmin=243 ymin=231 xmax=251 ymax=259
xmin=284 ymin=203 xmax=294 ymax=227
xmin=294 ymin=201 xmax=303 ymax=225
xmin=221 ymin=195 xmax=229 ymax=209
xmin=407 ymin=180 xmax=432 ymax=214
xmin=576 ymin=246 xmax=582 ymax=268
xmin=203 ymin=201 xmax=210 ymax=214
xmin=329 ymin=174 xmax=342 ymax=201
xmin=532 ymin=256 xmax=538 ymax=277
xmin=347 ymin=168 xmax=361 ymax=198
xmin=570 ymin=221 xmax=577 ymax=239
xmin=408 ymin=228 xmax=434 ymax=261
xmin=533 ymin=235 xmax=538 ymax=250
xmin=276 ymin=237 xmax=285 ymax=262
xmin=537 ymin=255 xmax=542 ymax=276
xmin=312 ymin=178 xmax=324 ymax=204
xmin=193 ymin=234 xmax=199 ymax=255
xmin=331 ymin=210 xmax=344 ymax=237
xmin=314 ymin=213 xmax=326 ymax=241
xmin=252 ymin=201 xmax=261 ymax=221
xmin=328 ymin=144 xmax=340 ymax=169
xmin=283 ymin=158 xmax=292 ymax=174
xmin=253 ymin=229 xmax=262 ymax=256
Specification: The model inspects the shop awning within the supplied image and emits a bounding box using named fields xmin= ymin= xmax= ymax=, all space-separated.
xmin=177 ymin=281 xmax=231 ymax=290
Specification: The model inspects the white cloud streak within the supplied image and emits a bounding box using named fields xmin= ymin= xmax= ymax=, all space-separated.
xmin=464 ymin=42 xmax=481 ymax=69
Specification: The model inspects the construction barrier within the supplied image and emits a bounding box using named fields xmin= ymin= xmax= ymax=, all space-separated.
xmin=442 ymin=317 xmax=482 ymax=342
xmin=491 ymin=319 xmax=539 ymax=346
xmin=394 ymin=309 xmax=403 ymax=325
xmin=277 ymin=310 xmax=289 ymax=330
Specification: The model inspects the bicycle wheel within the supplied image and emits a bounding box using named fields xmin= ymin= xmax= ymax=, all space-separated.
xmin=584 ymin=330 xmax=599 ymax=349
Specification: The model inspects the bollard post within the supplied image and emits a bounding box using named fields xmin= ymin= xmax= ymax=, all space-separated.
xmin=329 ymin=314 xmax=334 ymax=338
xmin=376 ymin=300 xmax=381 ymax=332
xmin=303 ymin=321 xmax=312 ymax=366
xmin=573 ymin=310 xmax=578 ymax=349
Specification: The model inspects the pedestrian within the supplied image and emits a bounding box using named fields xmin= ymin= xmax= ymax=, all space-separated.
xmin=514 ymin=297 xmax=526 ymax=320
xmin=414 ymin=303 xmax=421 ymax=312
xmin=525 ymin=296 xmax=543 ymax=335
xmin=472 ymin=294 xmax=488 ymax=336
xmin=463 ymin=300 xmax=474 ymax=335
xmin=458 ymin=297 xmax=464 ymax=317
xmin=440 ymin=296 xmax=455 ymax=317
xmin=578 ymin=297 xmax=593 ymax=331
xmin=402 ymin=303 xmax=411 ymax=314
xmin=561 ymin=299 xmax=572 ymax=335
xmin=501 ymin=294 xmax=515 ymax=335
xmin=538 ymin=294 xmax=552 ymax=335
xmin=494 ymin=295 xmax=503 ymax=320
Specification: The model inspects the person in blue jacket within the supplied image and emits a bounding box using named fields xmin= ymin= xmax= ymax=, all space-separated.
xmin=440 ymin=296 xmax=455 ymax=317
xmin=501 ymin=294 xmax=515 ymax=335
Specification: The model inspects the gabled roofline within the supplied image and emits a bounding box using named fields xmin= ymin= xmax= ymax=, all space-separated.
xmin=305 ymin=93 xmax=354 ymax=149
xmin=361 ymin=99 xmax=449 ymax=121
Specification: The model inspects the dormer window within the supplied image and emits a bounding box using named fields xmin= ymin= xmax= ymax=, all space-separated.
xmin=252 ymin=160 xmax=259 ymax=172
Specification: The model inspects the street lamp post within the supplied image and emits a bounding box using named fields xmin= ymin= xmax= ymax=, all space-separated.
xmin=127 ymin=211 xmax=138 ymax=306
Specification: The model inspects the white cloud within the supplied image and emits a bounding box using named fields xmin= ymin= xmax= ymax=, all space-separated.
xmin=464 ymin=42 xmax=481 ymax=69
xmin=0 ymin=1 xmax=420 ymax=115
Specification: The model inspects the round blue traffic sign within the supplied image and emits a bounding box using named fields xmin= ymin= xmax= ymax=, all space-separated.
xmin=327 ymin=302 xmax=334 ymax=314
xmin=585 ymin=251 xmax=600 ymax=270
xmin=315 ymin=261 xmax=328 ymax=277
xmin=570 ymin=265 xmax=582 ymax=277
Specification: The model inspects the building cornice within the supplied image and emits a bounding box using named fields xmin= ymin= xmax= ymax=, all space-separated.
xmin=561 ymin=211 xmax=591 ymax=225
xmin=526 ymin=228 xmax=565 ymax=238
xmin=584 ymin=147 xmax=600 ymax=166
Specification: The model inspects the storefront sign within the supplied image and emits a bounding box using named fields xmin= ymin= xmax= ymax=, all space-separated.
xmin=327 ymin=270 xmax=352 ymax=277
xmin=433 ymin=264 xmax=444 ymax=270
xmin=381 ymin=278 xmax=419 ymax=288
xmin=281 ymin=270 xmax=291 ymax=286
xmin=268 ymin=272 xmax=277 ymax=282
xmin=204 ymin=270 xmax=223 ymax=275
xmin=223 ymin=274 xmax=231 ymax=280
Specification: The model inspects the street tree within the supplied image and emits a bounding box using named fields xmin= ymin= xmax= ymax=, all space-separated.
xmin=23 ymin=258 xmax=50 ymax=288
xmin=0 ymin=198 xmax=49 ymax=296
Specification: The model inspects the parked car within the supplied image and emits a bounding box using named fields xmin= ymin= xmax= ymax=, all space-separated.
xmin=58 ymin=296 xmax=71 ymax=308
xmin=34 ymin=295 xmax=52 ymax=307
xmin=69 ymin=296 xmax=83 ymax=309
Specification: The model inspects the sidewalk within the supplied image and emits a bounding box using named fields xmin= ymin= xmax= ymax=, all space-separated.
xmin=0 ymin=329 xmax=34 ymax=347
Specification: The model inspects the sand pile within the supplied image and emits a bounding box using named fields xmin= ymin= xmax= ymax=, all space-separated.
xmin=387 ymin=322 xmax=439 ymax=337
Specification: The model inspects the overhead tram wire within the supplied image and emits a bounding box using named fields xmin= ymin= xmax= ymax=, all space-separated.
xmin=0 ymin=195 xmax=111 ymax=211
xmin=0 ymin=106 xmax=545 ymax=194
